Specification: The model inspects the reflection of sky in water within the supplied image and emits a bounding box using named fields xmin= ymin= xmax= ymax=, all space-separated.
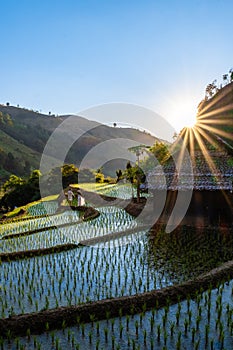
xmin=3 ymin=279 xmax=233 ymax=350
xmin=1 ymin=203 xmax=233 ymax=327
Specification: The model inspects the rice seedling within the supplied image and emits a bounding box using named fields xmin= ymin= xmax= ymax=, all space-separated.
xmin=1 ymin=184 xmax=233 ymax=349
xmin=8 ymin=280 xmax=228 ymax=349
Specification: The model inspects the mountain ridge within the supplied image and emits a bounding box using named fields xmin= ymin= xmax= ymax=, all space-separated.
xmin=0 ymin=104 xmax=159 ymax=182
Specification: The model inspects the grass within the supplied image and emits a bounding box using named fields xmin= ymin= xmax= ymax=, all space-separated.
xmin=71 ymin=182 xmax=116 ymax=192
xmin=0 ymin=129 xmax=41 ymax=170
xmin=72 ymin=182 xmax=140 ymax=200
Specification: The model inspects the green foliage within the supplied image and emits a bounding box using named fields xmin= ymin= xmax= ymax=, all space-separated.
xmin=0 ymin=149 xmax=26 ymax=179
xmin=3 ymin=174 xmax=25 ymax=192
xmin=61 ymin=164 xmax=79 ymax=188
xmin=227 ymin=158 xmax=233 ymax=166
xmin=95 ymin=169 xmax=105 ymax=183
xmin=125 ymin=163 xmax=145 ymax=185
xmin=0 ymin=105 xmax=157 ymax=180
xmin=43 ymin=164 xmax=79 ymax=195
xmin=125 ymin=161 xmax=134 ymax=184
xmin=116 ymin=169 xmax=123 ymax=182
xmin=123 ymin=161 xmax=146 ymax=202
xmin=133 ymin=141 xmax=171 ymax=173
xmin=149 ymin=141 xmax=170 ymax=164
xmin=0 ymin=170 xmax=41 ymax=211
xmin=0 ymin=112 xmax=13 ymax=126
xmin=103 ymin=176 xmax=115 ymax=184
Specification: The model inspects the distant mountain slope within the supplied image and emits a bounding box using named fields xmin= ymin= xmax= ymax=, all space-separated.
xmin=0 ymin=128 xmax=40 ymax=176
xmin=0 ymin=105 xmax=160 ymax=181
xmin=197 ymin=82 xmax=233 ymax=150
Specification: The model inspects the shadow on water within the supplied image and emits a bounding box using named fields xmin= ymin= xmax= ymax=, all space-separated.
xmin=147 ymin=225 xmax=233 ymax=283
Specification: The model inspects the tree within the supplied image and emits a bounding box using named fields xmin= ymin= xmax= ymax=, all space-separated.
xmin=0 ymin=170 xmax=42 ymax=211
xmin=205 ymin=80 xmax=218 ymax=99
xmin=149 ymin=142 xmax=170 ymax=164
xmin=134 ymin=166 xmax=145 ymax=203
xmin=116 ymin=169 xmax=123 ymax=182
xmin=5 ymin=114 xmax=13 ymax=126
xmin=229 ymin=68 xmax=233 ymax=83
xmin=28 ymin=170 xmax=41 ymax=190
xmin=61 ymin=164 xmax=79 ymax=188
xmin=95 ymin=168 xmax=104 ymax=183
xmin=113 ymin=123 xmax=117 ymax=128
xmin=223 ymin=74 xmax=229 ymax=85
xmin=29 ymin=169 xmax=41 ymax=181
xmin=125 ymin=161 xmax=145 ymax=202
xmin=1 ymin=175 xmax=26 ymax=211
xmin=126 ymin=161 xmax=134 ymax=184
xmin=25 ymin=170 xmax=41 ymax=202
xmin=3 ymin=175 xmax=25 ymax=192
xmin=127 ymin=146 xmax=149 ymax=202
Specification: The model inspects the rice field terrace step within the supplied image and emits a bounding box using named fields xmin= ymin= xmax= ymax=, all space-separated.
xmin=78 ymin=225 xmax=149 ymax=246
xmin=1 ymin=259 xmax=233 ymax=338
xmin=0 ymin=243 xmax=79 ymax=262
xmin=0 ymin=220 xmax=84 ymax=240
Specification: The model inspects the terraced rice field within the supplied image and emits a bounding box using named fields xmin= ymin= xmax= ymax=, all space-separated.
xmin=2 ymin=279 xmax=233 ymax=349
xmin=0 ymin=184 xmax=233 ymax=349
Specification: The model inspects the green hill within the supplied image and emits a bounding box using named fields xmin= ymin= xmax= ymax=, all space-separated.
xmin=0 ymin=104 xmax=159 ymax=182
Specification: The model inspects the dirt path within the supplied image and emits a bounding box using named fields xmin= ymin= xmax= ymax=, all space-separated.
xmin=76 ymin=188 xmax=147 ymax=217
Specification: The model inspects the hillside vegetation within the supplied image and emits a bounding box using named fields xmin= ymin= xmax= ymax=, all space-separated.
xmin=0 ymin=105 xmax=158 ymax=182
xmin=197 ymin=81 xmax=233 ymax=149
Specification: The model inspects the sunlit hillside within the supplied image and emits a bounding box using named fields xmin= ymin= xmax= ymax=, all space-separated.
xmin=0 ymin=105 xmax=159 ymax=182
xmin=197 ymin=81 xmax=233 ymax=150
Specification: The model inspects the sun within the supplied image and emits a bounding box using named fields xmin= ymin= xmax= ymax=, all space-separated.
xmin=175 ymin=97 xmax=198 ymax=129
xmin=184 ymin=114 xmax=197 ymax=128
xmin=162 ymin=92 xmax=199 ymax=132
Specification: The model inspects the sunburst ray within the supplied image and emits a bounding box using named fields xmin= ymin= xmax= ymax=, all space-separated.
xmin=193 ymin=125 xmax=221 ymax=150
xmin=191 ymin=125 xmax=219 ymax=175
xmin=198 ymin=86 xmax=233 ymax=116
xmin=198 ymin=103 xmax=233 ymax=121
xmin=198 ymin=117 xmax=232 ymax=125
xmin=198 ymin=123 xmax=233 ymax=142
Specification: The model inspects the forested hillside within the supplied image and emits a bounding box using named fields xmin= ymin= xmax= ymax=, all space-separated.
xmin=0 ymin=105 xmax=158 ymax=182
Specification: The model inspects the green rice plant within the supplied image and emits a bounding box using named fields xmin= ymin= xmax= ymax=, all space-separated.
xmin=157 ymin=324 xmax=161 ymax=342
xmin=176 ymin=331 xmax=181 ymax=350
xmin=104 ymin=327 xmax=108 ymax=342
xmin=0 ymin=337 xmax=4 ymax=350
xmin=191 ymin=327 xmax=196 ymax=343
xmin=194 ymin=339 xmax=200 ymax=350
xmin=88 ymin=331 xmax=92 ymax=344
xmin=26 ymin=328 xmax=31 ymax=340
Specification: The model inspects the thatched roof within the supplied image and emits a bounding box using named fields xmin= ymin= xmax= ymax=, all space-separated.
xmin=148 ymin=92 xmax=233 ymax=193
xmin=148 ymin=150 xmax=233 ymax=191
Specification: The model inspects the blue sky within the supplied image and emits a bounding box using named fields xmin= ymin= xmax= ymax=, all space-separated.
xmin=1 ymin=0 xmax=233 ymax=134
